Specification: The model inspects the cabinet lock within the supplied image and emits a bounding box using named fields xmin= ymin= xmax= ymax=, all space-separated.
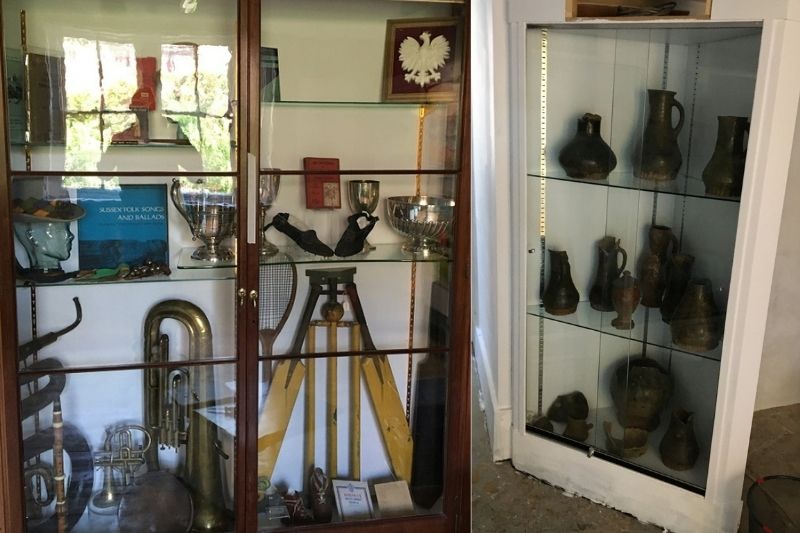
xmin=237 ymin=288 xmax=246 ymax=306
xmin=249 ymin=290 xmax=258 ymax=308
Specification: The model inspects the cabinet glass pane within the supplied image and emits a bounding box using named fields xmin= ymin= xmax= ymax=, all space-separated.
xmin=12 ymin=175 xmax=239 ymax=369
xmin=255 ymin=352 xmax=448 ymax=528
xmin=19 ymin=364 xmax=237 ymax=532
xmin=524 ymin=25 xmax=761 ymax=492
xmin=259 ymin=0 xmax=465 ymax=171
xmin=3 ymin=0 xmax=238 ymax=173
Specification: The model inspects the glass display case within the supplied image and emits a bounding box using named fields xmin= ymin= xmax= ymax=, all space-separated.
xmin=524 ymin=25 xmax=761 ymax=493
xmin=0 ymin=0 xmax=470 ymax=531
xmin=492 ymin=0 xmax=800 ymax=526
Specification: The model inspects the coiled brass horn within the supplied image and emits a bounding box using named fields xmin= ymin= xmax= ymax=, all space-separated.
xmin=143 ymin=299 xmax=233 ymax=531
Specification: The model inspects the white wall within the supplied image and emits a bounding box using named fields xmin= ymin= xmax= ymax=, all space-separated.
xmin=471 ymin=0 xmax=512 ymax=460
xmin=756 ymin=102 xmax=800 ymax=410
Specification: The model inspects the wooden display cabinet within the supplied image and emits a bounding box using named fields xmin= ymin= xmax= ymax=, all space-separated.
xmin=0 ymin=1 xmax=471 ymax=531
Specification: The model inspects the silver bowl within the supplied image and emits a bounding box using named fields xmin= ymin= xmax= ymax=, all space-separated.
xmin=385 ymin=195 xmax=455 ymax=255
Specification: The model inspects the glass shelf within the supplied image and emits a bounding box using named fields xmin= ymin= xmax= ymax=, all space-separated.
xmin=176 ymin=243 xmax=450 ymax=269
xmin=264 ymin=100 xmax=443 ymax=109
xmin=527 ymin=300 xmax=723 ymax=362
xmin=528 ymin=171 xmax=741 ymax=203
xmin=15 ymin=266 xmax=236 ymax=287
xmin=526 ymin=405 xmax=709 ymax=492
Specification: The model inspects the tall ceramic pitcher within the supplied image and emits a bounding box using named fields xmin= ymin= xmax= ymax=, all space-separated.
xmin=635 ymin=89 xmax=685 ymax=181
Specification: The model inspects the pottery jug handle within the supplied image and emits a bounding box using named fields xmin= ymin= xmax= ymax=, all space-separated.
xmin=669 ymin=234 xmax=679 ymax=256
xmin=617 ymin=245 xmax=627 ymax=276
xmin=672 ymin=99 xmax=685 ymax=135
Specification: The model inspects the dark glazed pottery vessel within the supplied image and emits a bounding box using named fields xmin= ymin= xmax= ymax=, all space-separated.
xmin=547 ymin=391 xmax=589 ymax=422
xmin=558 ymin=113 xmax=618 ymax=180
xmin=702 ymin=116 xmax=749 ymax=198
xmin=660 ymin=253 xmax=695 ymax=323
xmin=610 ymin=357 xmax=672 ymax=431
xmin=671 ymin=278 xmax=722 ymax=352
xmin=634 ymin=89 xmax=685 ymax=181
xmin=659 ymin=408 xmax=700 ymax=471
xmin=639 ymin=224 xmax=678 ymax=308
xmin=604 ymin=421 xmax=649 ymax=459
xmin=590 ymin=236 xmax=627 ymax=312
xmin=563 ymin=418 xmax=593 ymax=443
xmin=543 ymin=249 xmax=580 ymax=315
xmin=611 ymin=271 xmax=641 ymax=330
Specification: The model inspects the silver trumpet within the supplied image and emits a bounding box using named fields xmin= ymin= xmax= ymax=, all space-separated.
xmin=91 ymin=424 xmax=152 ymax=514
xmin=259 ymin=172 xmax=281 ymax=256
xmin=347 ymin=179 xmax=380 ymax=252
xmin=171 ymin=179 xmax=236 ymax=262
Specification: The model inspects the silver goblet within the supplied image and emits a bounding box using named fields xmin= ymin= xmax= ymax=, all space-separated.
xmin=259 ymin=172 xmax=281 ymax=256
xmin=170 ymin=179 xmax=236 ymax=262
xmin=347 ymin=179 xmax=380 ymax=253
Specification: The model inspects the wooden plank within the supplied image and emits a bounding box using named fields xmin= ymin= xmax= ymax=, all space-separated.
xmin=361 ymin=355 xmax=413 ymax=482
xmin=350 ymin=325 xmax=362 ymax=480
xmin=256 ymin=360 xmax=305 ymax=480
xmin=326 ymin=323 xmax=338 ymax=477
xmin=303 ymin=326 xmax=315 ymax=490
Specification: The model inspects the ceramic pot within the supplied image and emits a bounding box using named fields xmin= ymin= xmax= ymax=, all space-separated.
xmin=659 ymin=408 xmax=700 ymax=471
xmin=604 ymin=421 xmax=649 ymax=459
xmin=702 ymin=116 xmax=749 ymax=198
xmin=610 ymin=357 xmax=672 ymax=431
xmin=563 ymin=417 xmax=593 ymax=443
xmin=634 ymin=89 xmax=685 ymax=181
xmin=671 ymin=278 xmax=722 ymax=352
xmin=546 ymin=391 xmax=589 ymax=422
xmin=543 ymin=249 xmax=580 ymax=315
xmin=639 ymin=225 xmax=678 ymax=307
xmin=660 ymin=253 xmax=695 ymax=323
xmin=558 ymin=113 xmax=618 ymax=180
xmin=590 ymin=236 xmax=627 ymax=312
xmin=611 ymin=271 xmax=641 ymax=330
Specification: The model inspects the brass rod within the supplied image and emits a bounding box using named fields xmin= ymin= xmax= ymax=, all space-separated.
xmin=350 ymin=324 xmax=361 ymax=480
xmin=326 ymin=322 xmax=337 ymax=477
xmin=304 ymin=326 xmax=316 ymax=490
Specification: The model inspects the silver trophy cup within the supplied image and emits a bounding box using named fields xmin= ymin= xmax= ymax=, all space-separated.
xmin=170 ymin=179 xmax=236 ymax=262
xmin=347 ymin=179 xmax=380 ymax=253
xmin=259 ymin=172 xmax=280 ymax=256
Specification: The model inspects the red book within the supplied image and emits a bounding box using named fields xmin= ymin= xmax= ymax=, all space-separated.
xmin=130 ymin=57 xmax=157 ymax=111
xmin=303 ymin=157 xmax=341 ymax=209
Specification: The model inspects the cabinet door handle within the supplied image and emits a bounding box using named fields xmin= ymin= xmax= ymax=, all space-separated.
xmin=237 ymin=288 xmax=246 ymax=307
xmin=249 ymin=289 xmax=258 ymax=308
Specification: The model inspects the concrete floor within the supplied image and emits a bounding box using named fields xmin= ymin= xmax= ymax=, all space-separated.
xmin=471 ymin=371 xmax=800 ymax=533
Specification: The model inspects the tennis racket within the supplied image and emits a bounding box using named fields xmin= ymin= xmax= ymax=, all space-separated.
xmin=259 ymin=254 xmax=297 ymax=396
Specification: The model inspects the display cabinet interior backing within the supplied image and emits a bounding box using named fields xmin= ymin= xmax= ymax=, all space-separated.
xmin=524 ymin=25 xmax=760 ymax=492
xmin=566 ymin=0 xmax=712 ymax=20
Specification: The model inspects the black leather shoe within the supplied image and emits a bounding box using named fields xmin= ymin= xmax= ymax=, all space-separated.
xmin=268 ymin=213 xmax=334 ymax=257
xmin=334 ymin=212 xmax=378 ymax=257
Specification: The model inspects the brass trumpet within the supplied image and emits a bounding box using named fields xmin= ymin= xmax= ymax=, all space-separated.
xmin=143 ymin=299 xmax=233 ymax=531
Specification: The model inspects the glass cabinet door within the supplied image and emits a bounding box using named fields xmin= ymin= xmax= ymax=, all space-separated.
xmin=3 ymin=0 xmax=241 ymax=530
xmin=524 ymin=25 xmax=761 ymax=492
xmin=255 ymin=0 xmax=466 ymax=528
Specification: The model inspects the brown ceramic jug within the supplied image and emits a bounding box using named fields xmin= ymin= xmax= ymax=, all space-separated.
xmin=563 ymin=418 xmax=593 ymax=443
xmin=547 ymin=391 xmax=589 ymax=422
xmin=702 ymin=116 xmax=749 ymax=198
xmin=558 ymin=113 xmax=618 ymax=180
xmin=610 ymin=357 xmax=672 ymax=431
xmin=660 ymin=253 xmax=695 ymax=323
xmin=634 ymin=89 xmax=685 ymax=181
xmin=590 ymin=236 xmax=627 ymax=312
xmin=611 ymin=271 xmax=641 ymax=330
xmin=543 ymin=249 xmax=580 ymax=315
xmin=639 ymin=225 xmax=678 ymax=307
xmin=671 ymin=278 xmax=722 ymax=352
xmin=659 ymin=408 xmax=700 ymax=471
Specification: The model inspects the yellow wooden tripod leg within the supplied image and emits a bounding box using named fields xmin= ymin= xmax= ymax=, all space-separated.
xmin=257 ymin=359 xmax=305 ymax=480
xmin=350 ymin=324 xmax=361 ymax=480
xmin=361 ymin=354 xmax=413 ymax=481
xmin=304 ymin=325 xmax=316 ymax=489
xmin=327 ymin=322 xmax=338 ymax=478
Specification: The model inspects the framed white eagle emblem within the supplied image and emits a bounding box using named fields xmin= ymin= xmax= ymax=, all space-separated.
xmin=382 ymin=18 xmax=461 ymax=103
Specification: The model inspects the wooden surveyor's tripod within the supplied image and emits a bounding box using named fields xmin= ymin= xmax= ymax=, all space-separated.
xmin=257 ymin=267 xmax=413 ymax=487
